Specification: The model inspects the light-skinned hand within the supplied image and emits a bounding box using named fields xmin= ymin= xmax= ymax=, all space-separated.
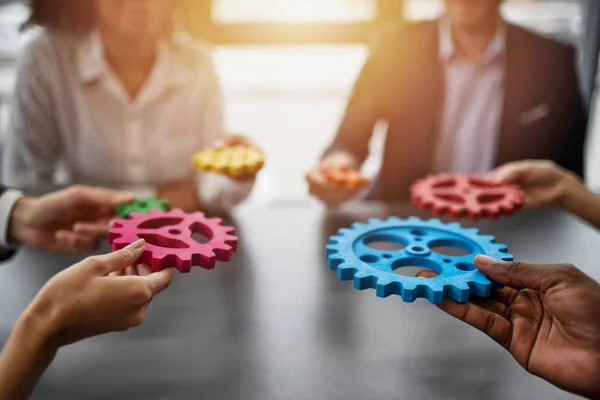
xmin=420 ymin=256 xmax=600 ymax=399
xmin=306 ymin=151 xmax=364 ymax=206
xmin=8 ymin=185 xmax=133 ymax=252
xmin=23 ymin=239 xmax=172 ymax=347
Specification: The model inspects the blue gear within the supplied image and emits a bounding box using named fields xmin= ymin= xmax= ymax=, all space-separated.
xmin=326 ymin=217 xmax=513 ymax=304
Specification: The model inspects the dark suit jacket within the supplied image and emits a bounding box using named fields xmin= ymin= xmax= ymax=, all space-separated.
xmin=326 ymin=20 xmax=588 ymax=201
xmin=0 ymin=185 xmax=17 ymax=262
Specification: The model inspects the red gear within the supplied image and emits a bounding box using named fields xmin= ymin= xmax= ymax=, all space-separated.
xmin=108 ymin=209 xmax=238 ymax=272
xmin=410 ymin=174 xmax=524 ymax=220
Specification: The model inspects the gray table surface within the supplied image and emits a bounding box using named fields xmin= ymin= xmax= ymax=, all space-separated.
xmin=0 ymin=201 xmax=598 ymax=400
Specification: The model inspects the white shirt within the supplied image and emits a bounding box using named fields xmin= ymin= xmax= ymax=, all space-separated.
xmin=3 ymin=30 xmax=252 ymax=209
xmin=433 ymin=18 xmax=506 ymax=174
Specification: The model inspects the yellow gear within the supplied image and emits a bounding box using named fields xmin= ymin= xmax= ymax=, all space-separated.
xmin=192 ymin=145 xmax=265 ymax=177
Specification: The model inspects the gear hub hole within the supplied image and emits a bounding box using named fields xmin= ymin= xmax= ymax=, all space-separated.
xmin=432 ymin=179 xmax=456 ymax=189
xmin=478 ymin=193 xmax=505 ymax=204
xmin=138 ymin=233 xmax=190 ymax=249
xmin=392 ymin=258 xmax=439 ymax=278
xmin=364 ymin=234 xmax=407 ymax=251
xmin=468 ymin=177 xmax=496 ymax=188
xmin=190 ymin=222 xmax=213 ymax=244
xmin=169 ymin=229 xmax=182 ymax=235
xmin=430 ymin=239 xmax=472 ymax=256
xmin=456 ymin=262 xmax=476 ymax=271
xmin=138 ymin=217 xmax=183 ymax=230
xmin=411 ymin=229 xmax=426 ymax=236
xmin=435 ymin=194 xmax=465 ymax=204
xmin=360 ymin=254 xmax=379 ymax=263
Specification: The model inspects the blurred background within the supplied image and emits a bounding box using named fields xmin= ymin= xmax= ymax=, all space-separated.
xmin=0 ymin=0 xmax=597 ymax=202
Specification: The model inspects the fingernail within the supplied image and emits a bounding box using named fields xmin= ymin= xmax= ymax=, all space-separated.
xmin=476 ymin=255 xmax=498 ymax=266
xmin=130 ymin=239 xmax=145 ymax=249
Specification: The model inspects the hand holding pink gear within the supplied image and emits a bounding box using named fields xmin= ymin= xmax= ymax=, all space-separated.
xmin=108 ymin=209 xmax=238 ymax=272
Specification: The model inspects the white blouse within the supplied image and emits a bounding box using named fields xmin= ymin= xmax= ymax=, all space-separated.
xmin=3 ymin=30 xmax=252 ymax=208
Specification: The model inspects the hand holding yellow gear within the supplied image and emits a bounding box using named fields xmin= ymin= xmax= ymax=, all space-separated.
xmin=192 ymin=145 xmax=265 ymax=178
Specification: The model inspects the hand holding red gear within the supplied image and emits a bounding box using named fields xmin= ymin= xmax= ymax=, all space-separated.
xmin=410 ymin=173 xmax=524 ymax=220
xmin=108 ymin=209 xmax=238 ymax=273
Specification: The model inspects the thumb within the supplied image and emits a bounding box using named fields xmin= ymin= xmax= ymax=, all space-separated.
xmin=474 ymin=255 xmax=568 ymax=292
xmin=489 ymin=164 xmax=526 ymax=184
xmin=94 ymin=239 xmax=145 ymax=275
xmin=143 ymin=268 xmax=173 ymax=296
xmin=112 ymin=191 xmax=135 ymax=207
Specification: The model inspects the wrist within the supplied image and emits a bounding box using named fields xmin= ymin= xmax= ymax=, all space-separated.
xmin=7 ymin=196 xmax=35 ymax=245
xmin=322 ymin=151 xmax=360 ymax=170
xmin=15 ymin=305 xmax=60 ymax=356
xmin=556 ymin=172 xmax=586 ymax=209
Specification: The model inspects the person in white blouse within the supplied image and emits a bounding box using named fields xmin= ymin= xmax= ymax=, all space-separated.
xmin=3 ymin=0 xmax=256 ymax=211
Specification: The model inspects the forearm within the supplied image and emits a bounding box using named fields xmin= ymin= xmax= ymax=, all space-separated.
xmin=0 ymin=310 xmax=58 ymax=399
xmin=559 ymin=174 xmax=600 ymax=229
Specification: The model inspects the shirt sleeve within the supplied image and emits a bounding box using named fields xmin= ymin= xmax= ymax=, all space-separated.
xmin=195 ymin=48 xmax=255 ymax=210
xmin=2 ymin=36 xmax=63 ymax=195
xmin=0 ymin=188 xmax=23 ymax=248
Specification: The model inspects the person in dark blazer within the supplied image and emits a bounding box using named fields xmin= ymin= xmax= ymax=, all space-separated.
xmin=0 ymin=185 xmax=133 ymax=260
xmin=307 ymin=0 xmax=587 ymax=204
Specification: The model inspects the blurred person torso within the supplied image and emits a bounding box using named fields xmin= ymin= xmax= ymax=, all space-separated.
xmin=3 ymin=0 xmax=223 ymax=194
xmin=327 ymin=0 xmax=586 ymax=201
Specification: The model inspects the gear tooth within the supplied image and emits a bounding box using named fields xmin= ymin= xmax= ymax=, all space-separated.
xmin=327 ymin=237 xmax=340 ymax=246
xmin=170 ymin=208 xmax=185 ymax=216
xmin=407 ymin=216 xmax=421 ymax=223
xmin=338 ymin=228 xmax=353 ymax=237
xmin=375 ymin=277 xmax=393 ymax=298
xmin=428 ymin=218 xmax=442 ymax=225
xmin=446 ymin=222 xmax=461 ymax=230
xmin=353 ymin=272 xmax=376 ymax=291
xmin=367 ymin=218 xmax=382 ymax=225
xmin=352 ymin=222 xmax=367 ymax=230
xmin=336 ymin=263 xmax=357 ymax=280
xmin=464 ymin=228 xmax=479 ymax=235
xmin=480 ymin=235 xmax=496 ymax=243
xmin=469 ymin=274 xmax=492 ymax=297
xmin=386 ymin=216 xmax=403 ymax=224
xmin=443 ymin=282 xmax=470 ymax=303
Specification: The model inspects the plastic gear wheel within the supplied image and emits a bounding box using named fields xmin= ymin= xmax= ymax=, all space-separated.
xmin=116 ymin=197 xmax=170 ymax=219
xmin=324 ymin=167 xmax=370 ymax=190
xmin=411 ymin=174 xmax=524 ymax=220
xmin=326 ymin=217 xmax=512 ymax=304
xmin=108 ymin=209 xmax=238 ymax=273
xmin=192 ymin=145 xmax=265 ymax=177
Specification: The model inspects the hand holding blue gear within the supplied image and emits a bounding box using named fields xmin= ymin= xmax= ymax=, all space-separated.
xmin=326 ymin=217 xmax=513 ymax=304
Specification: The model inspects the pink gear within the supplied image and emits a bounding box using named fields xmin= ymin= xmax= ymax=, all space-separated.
xmin=108 ymin=209 xmax=238 ymax=273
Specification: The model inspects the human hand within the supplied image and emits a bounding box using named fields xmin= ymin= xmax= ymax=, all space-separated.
xmin=422 ymin=256 xmax=600 ymax=399
xmin=306 ymin=151 xmax=365 ymax=206
xmin=22 ymin=239 xmax=172 ymax=347
xmin=213 ymin=134 xmax=262 ymax=181
xmin=214 ymin=133 xmax=257 ymax=149
xmin=489 ymin=160 xmax=579 ymax=209
xmin=8 ymin=185 xmax=133 ymax=252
